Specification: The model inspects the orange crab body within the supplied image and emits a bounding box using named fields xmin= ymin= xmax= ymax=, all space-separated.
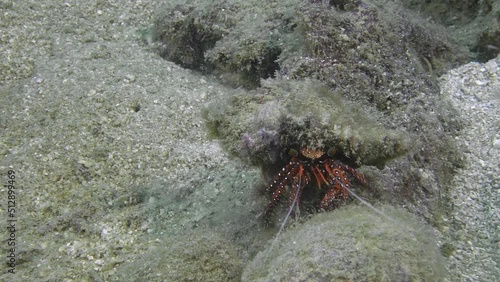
xmin=265 ymin=147 xmax=366 ymax=221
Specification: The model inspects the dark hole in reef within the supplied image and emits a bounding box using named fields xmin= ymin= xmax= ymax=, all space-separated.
xmin=236 ymin=47 xmax=282 ymax=89
xmin=182 ymin=24 xmax=218 ymax=72
xmin=328 ymin=0 xmax=360 ymax=11
xmin=131 ymin=104 xmax=141 ymax=112
xmin=473 ymin=30 xmax=500 ymax=63
xmin=402 ymin=0 xmax=481 ymax=27
xmin=155 ymin=10 xmax=282 ymax=89
xmin=156 ymin=17 xmax=221 ymax=73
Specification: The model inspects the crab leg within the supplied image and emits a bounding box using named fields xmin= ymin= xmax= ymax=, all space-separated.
xmin=343 ymin=164 xmax=367 ymax=185
xmin=266 ymin=160 xmax=300 ymax=193
xmin=289 ymin=165 xmax=309 ymax=207
xmin=320 ymin=175 xmax=351 ymax=210
xmin=264 ymin=160 xmax=301 ymax=220
xmin=320 ymin=162 xmax=350 ymax=209
xmin=312 ymin=165 xmax=329 ymax=188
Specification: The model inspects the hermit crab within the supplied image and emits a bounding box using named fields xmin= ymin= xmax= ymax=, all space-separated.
xmin=264 ymin=147 xmax=367 ymax=222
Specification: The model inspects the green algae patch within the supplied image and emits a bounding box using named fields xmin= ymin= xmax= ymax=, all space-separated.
xmin=204 ymin=79 xmax=410 ymax=168
xmin=242 ymin=205 xmax=447 ymax=281
xmin=154 ymin=0 xmax=300 ymax=88
xmin=402 ymin=0 xmax=500 ymax=62
xmin=114 ymin=231 xmax=243 ymax=281
xmin=154 ymin=0 xmax=469 ymax=94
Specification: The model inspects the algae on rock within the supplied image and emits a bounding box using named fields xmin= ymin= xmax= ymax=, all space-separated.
xmin=162 ymin=0 xmax=467 ymax=223
xmin=204 ymin=78 xmax=410 ymax=169
xmin=154 ymin=0 xmax=300 ymax=88
xmin=242 ymin=205 xmax=447 ymax=281
xmin=114 ymin=231 xmax=243 ymax=281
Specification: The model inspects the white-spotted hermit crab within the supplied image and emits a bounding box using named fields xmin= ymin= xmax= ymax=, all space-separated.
xmin=264 ymin=147 xmax=367 ymax=223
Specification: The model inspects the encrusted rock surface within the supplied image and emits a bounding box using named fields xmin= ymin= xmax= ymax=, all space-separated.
xmin=438 ymin=57 xmax=500 ymax=281
xmin=243 ymin=205 xmax=447 ymax=282
xmin=0 ymin=0 xmax=498 ymax=281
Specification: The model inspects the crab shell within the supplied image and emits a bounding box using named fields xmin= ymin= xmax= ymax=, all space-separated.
xmin=264 ymin=147 xmax=366 ymax=221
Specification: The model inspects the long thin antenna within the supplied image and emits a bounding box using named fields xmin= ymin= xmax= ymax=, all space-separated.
xmin=264 ymin=173 xmax=302 ymax=260
xmin=278 ymin=176 xmax=301 ymax=236
xmin=343 ymin=185 xmax=406 ymax=228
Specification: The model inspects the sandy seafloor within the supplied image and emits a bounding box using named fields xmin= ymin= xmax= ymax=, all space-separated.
xmin=0 ymin=0 xmax=498 ymax=281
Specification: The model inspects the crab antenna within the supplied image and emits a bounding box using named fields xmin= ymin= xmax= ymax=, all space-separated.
xmin=343 ymin=184 xmax=422 ymax=234
xmin=342 ymin=184 xmax=396 ymax=224
xmin=265 ymin=168 xmax=303 ymax=261
xmin=279 ymin=174 xmax=301 ymax=235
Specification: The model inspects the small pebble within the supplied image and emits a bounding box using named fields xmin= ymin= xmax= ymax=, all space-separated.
xmin=493 ymin=139 xmax=500 ymax=149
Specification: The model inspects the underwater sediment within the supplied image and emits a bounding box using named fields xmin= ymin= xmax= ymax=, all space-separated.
xmin=2 ymin=0 xmax=498 ymax=280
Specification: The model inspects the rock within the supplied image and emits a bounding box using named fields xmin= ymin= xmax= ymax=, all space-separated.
xmin=243 ymin=205 xmax=446 ymax=282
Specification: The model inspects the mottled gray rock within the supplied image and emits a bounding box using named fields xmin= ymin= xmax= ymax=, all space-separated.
xmin=438 ymin=56 xmax=500 ymax=281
